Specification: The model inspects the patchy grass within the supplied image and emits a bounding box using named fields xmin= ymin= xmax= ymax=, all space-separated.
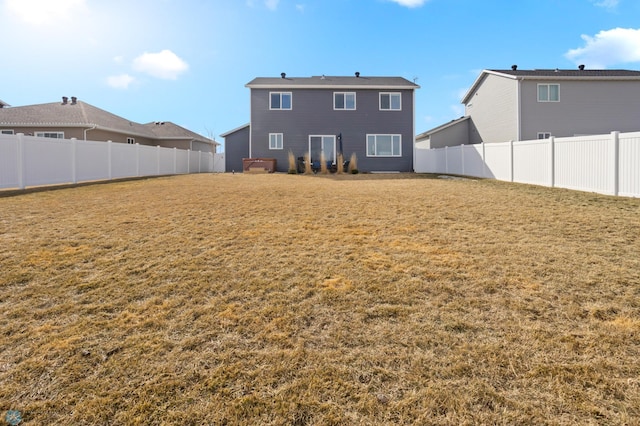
xmin=1 ymin=173 xmax=639 ymax=425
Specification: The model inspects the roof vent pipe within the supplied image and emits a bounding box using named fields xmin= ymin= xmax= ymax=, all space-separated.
xmin=511 ymin=65 xmax=517 ymax=71
xmin=62 ymin=96 xmax=68 ymax=105
xmin=71 ymin=96 xmax=77 ymax=105
xmin=280 ymin=72 xmax=286 ymax=79
xmin=578 ymin=64 xmax=585 ymax=70
xmin=355 ymin=71 xmax=360 ymax=77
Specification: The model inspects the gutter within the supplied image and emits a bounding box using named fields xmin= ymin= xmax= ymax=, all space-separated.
xmin=83 ymin=124 xmax=97 ymax=141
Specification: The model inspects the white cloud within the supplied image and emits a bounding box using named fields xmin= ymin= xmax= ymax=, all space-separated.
xmin=388 ymin=0 xmax=429 ymax=7
xmin=296 ymin=4 xmax=305 ymax=12
xmin=265 ymin=0 xmax=279 ymax=10
xmin=565 ymin=28 xmax=640 ymax=68
xmin=592 ymin=0 xmax=618 ymax=10
xmin=5 ymin=0 xmax=86 ymax=25
xmin=107 ymin=74 xmax=135 ymax=89
xmin=132 ymin=50 xmax=189 ymax=80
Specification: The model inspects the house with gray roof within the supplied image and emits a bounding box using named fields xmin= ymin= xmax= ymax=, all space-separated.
xmin=224 ymin=73 xmax=419 ymax=172
xmin=417 ymin=66 xmax=640 ymax=148
xmin=0 ymin=97 xmax=219 ymax=152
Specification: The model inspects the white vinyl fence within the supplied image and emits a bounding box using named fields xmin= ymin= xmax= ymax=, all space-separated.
xmin=0 ymin=133 xmax=225 ymax=190
xmin=415 ymin=131 xmax=640 ymax=198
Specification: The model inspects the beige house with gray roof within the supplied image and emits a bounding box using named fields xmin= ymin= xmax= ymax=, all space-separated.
xmin=0 ymin=97 xmax=218 ymax=153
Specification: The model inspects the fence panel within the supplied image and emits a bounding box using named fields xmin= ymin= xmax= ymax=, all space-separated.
xmin=111 ymin=142 xmax=139 ymax=178
xmin=483 ymin=142 xmax=511 ymax=181
xmin=618 ymin=133 xmax=640 ymax=197
xmin=462 ymin=144 xmax=485 ymax=178
xmin=554 ymin=135 xmax=614 ymax=195
xmin=76 ymin=140 xmax=109 ymax=182
xmin=0 ymin=135 xmax=19 ymax=189
xmin=24 ymin=136 xmax=73 ymax=186
xmin=512 ymin=139 xmax=550 ymax=186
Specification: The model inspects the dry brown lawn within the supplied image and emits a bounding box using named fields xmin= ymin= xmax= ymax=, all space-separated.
xmin=1 ymin=173 xmax=639 ymax=425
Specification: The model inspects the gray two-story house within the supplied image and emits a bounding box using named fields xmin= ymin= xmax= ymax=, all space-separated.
xmin=417 ymin=66 xmax=640 ymax=148
xmin=224 ymin=73 xmax=420 ymax=173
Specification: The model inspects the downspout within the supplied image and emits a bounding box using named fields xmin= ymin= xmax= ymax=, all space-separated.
xmin=83 ymin=124 xmax=97 ymax=141
xmin=516 ymin=78 xmax=523 ymax=141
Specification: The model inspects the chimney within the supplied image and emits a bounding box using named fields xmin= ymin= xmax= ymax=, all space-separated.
xmin=578 ymin=64 xmax=585 ymax=71
xmin=62 ymin=96 xmax=68 ymax=105
xmin=355 ymin=71 xmax=360 ymax=78
xmin=71 ymin=96 xmax=77 ymax=105
xmin=280 ymin=72 xmax=286 ymax=79
xmin=511 ymin=65 xmax=518 ymax=71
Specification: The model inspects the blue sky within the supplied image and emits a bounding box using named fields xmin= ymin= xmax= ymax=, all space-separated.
xmin=1 ymin=0 xmax=640 ymax=150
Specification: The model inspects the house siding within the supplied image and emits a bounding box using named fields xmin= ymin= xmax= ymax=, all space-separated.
xmin=429 ymin=119 xmax=470 ymax=148
xmin=465 ymin=74 xmax=518 ymax=143
xmin=249 ymin=88 xmax=415 ymax=172
xmin=520 ymin=79 xmax=640 ymax=140
xmin=224 ymin=125 xmax=250 ymax=173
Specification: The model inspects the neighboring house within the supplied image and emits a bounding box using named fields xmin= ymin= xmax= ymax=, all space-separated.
xmin=418 ymin=66 xmax=640 ymax=148
xmin=224 ymin=73 xmax=420 ymax=173
xmin=220 ymin=123 xmax=250 ymax=173
xmin=0 ymin=97 xmax=219 ymax=152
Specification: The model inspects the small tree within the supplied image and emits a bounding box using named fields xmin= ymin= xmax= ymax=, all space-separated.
xmin=336 ymin=153 xmax=345 ymax=174
xmin=320 ymin=152 xmax=328 ymax=174
xmin=304 ymin=152 xmax=312 ymax=174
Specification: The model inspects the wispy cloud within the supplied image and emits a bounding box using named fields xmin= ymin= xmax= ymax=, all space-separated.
xmin=107 ymin=74 xmax=135 ymax=89
xmin=132 ymin=50 xmax=189 ymax=80
xmin=387 ymin=0 xmax=429 ymax=8
xmin=565 ymin=28 xmax=640 ymax=68
xmin=4 ymin=0 xmax=86 ymax=25
xmin=591 ymin=0 xmax=619 ymax=10
xmin=296 ymin=4 xmax=305 ymax=12
xmin=265 ymin=0 xmax=280 ymax=10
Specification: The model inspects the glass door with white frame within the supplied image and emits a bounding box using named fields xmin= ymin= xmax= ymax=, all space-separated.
xmin=309 ymin=135 xmax=336 ymax=169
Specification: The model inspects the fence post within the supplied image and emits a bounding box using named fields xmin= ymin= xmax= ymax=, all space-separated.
xmin=136 ymin=143 xmax=140 ymax=176
xmin=173 ymin=147 xmax=177 ymax=174
xmin=17 ymin=133 xmax=25 ymax=190
xmin=444 ymin=146 xmax=448 ymax=174
xmin=198 ymin=150 xmax=202 ymax=173
xmin=107 ymin=141 xmax=113 ymax=180
xmin=612 ymin=131 xmax=620 ymax=196
xmin=509 ymin=140 xmax=514 ymax=182
xmin=187 ymin=149 xmax=191 ymax=173
xmin=71 ymin=138 xmax=78 ymax=184
xmin=549 ymin=136 xmax=555 ymax=188
xmin=481 ymin=142 xmax=486 ymax=178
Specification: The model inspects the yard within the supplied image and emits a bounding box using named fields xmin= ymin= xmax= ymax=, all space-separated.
xmin=1 ymin=173 xmax=639 ymax=425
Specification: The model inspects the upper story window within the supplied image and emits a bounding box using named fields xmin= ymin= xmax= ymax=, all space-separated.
xmin=1 ymin=129 xmax=14 ymax=135
xmin=269 ymin=133 xmax=283 ymax=150
xmin=35 ymin=132 xmax=64 ymax=139
xmin=334 ymin=92 xmax=356 ymax=110
xmin=380 ymin=92 xmax=401 ymax=110
xmin=270 ymin=92 xmax=292 ymax=110
xmin=538 ymin=84 xmax=559 ymax=102
xmin=537 ymin=132 xmax=551 ymax=139
xmin=367 ymin=134 xmax=402 ymax=157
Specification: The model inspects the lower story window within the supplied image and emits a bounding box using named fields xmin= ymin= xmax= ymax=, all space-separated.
xmin=269 ymin=133 xmax=283 ymax=150
xmin=367 ymin=134 xmax=401 ymax=157
xmin=1 ymin=129 xmax=14 ymax=135
xmin=127 ymin=137 xmax=135 ymax=144
xmin=35 ymin=131 xmax=64 ymax=139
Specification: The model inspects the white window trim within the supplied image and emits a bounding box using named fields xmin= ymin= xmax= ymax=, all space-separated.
xmin=366 ymin=134 xmax=402 ymax=157
xmin=379 ymin=92 xmax=402 ymax=111
xmin=1 ymin=129 xmax=14 ymax=135
xmin=333 ymin=92 xmax=356 ymax=110
xmin=35 ymin=131 xmax=64 ymax=139
xmin=269 ymin=133 xmax=283 ymax=150
xmin=269 ymin=92 xmax=292 ymax=110
xmin=537 ymin=84 xmax=560 ymax=102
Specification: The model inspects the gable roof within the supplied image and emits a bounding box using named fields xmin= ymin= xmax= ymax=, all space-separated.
xmin=143 ymin=121 xmax=218 ymax=145
xmin=416 ymin=116 xmax=470 ymax=141
xmin=246 ymin=75 xmax=420 ymax=90
xmin=220 ymin=123 xmax=250 ymax=138
xmin=0 ymin=98 xmax=217 ymax=145
xmin=461 ymin=68 xmax=640 ymax=105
